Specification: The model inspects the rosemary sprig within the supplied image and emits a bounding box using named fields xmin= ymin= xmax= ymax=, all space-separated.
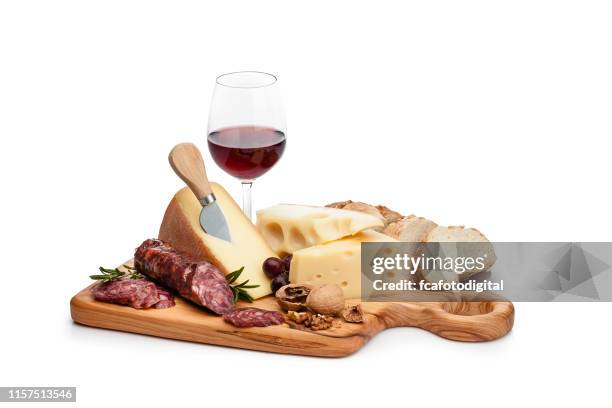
xmin=90 ymin=264 xmax=144 ymax=283
xmin=226 ymin=267 xmax=259 ymax=303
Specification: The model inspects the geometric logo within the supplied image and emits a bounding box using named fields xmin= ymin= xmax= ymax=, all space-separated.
xmin=539 ymin=243 xmax=609 ymax=300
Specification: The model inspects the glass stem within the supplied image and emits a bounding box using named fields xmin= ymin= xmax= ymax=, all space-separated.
xmin=242 ymin=181 xmax=253 ymax=221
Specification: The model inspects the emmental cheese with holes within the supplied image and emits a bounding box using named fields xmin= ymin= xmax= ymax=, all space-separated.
xmin=256 ymin=204 xmax=384 ymax=255
xmin=289 ymin=230 xmax=397 ymax=299
xmin=159 ymin=183 xmax=276 ymax=299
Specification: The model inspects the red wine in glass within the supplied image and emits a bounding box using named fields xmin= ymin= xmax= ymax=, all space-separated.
xmin=208 ymin=71 xmax=286 ymax=221
xmin=207 ymin=125 xmax=286 ymax=180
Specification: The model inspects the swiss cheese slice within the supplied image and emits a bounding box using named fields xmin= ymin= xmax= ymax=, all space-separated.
xmin=159 ymin=183 xmax=276 ymax=299
xmin=289 ymin=230 xmax=397 ymax=299
xmin=256 ymin=204 xmax=384 ymax=255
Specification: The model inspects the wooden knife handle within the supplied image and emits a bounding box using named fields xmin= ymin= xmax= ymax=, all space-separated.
xmin=168 ymin=143 xmax=213 ymax=200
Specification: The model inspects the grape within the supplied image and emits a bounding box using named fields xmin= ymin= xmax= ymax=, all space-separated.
xmin=263 ymin=257 xmax=284 ymax=279
xmin=282 ymin=255 xmax=293 ymax=273
xmin=271 ymin=273 xmax=289 ymax=293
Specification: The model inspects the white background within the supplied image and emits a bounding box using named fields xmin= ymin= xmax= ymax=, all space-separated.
xmin=1 ymin=0 xmax=610 ymax=407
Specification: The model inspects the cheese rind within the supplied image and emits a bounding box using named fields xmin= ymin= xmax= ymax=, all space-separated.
xmin=289 ymin=230 xmax=397 ymax=299
xmin=159 ymin=184 xmax=276 ymax=299
xmin=256 ymin=204 xmax=384 ymax=255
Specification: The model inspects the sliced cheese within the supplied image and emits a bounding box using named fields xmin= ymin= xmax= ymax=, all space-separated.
xmin=159 ymin=183 xmax=276 ymax=299
xmin=256 ymin=204 xmax=384 ymax=255
xmin=289 ymin=230 xmax=397 ymax=299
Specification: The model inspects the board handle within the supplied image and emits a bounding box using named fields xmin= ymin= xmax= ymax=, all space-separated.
xmin=367 ymin=301 xmax=514 ymax=342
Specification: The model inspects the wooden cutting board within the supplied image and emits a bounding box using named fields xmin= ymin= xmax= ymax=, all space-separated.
xmin=71 ymin=280 xmax=514 ymax=357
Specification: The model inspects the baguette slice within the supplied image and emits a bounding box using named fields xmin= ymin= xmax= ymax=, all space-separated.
xmin=159 ymin=184 xmax=276 ymax=299
xmin=421 ymin=226 xmax=496 ymax=281
xmin=383 ymin=215 xmax=438 ymax=242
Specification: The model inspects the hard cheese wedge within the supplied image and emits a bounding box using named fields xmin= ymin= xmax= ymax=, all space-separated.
xmin=256 ymin=204 xmax=384 ymax=255
xmin=159 ymin=183 xmax=276 ymax=299
xmin=289 ymin=230 xmax=397 ymax=299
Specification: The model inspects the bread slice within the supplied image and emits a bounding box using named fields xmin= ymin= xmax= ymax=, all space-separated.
xmin=383 ymin=215 xmax=438 ymax=242
xmin=159 ymin=183 xmax=276 ymax=299
xmin=421 ymin=226 xmax=496 ymax=281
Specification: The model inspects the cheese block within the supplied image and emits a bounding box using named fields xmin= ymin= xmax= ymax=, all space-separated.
xmin=289 ymin=230 xmax=397 ymax=299
xmin=256 ymin=204 xmax=384 ymax=255
xmin=159 ymin=183 xmax=276 ymax=299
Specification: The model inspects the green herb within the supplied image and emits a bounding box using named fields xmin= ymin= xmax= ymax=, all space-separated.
xmin=90 ymin=264 xmax=144 ymax=283
xmin=226 ymin=267 xmax=259 ymax=303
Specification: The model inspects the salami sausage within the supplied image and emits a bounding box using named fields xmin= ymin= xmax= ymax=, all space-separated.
xmin=153 ymin=286 xmax=176 ymax=309
xmin=223 ymin=307 xmax=284 ymax=328
xmin=91 ymin=279 xmax=175 ymax=309
xmin=134 ymin=239 xmax=235 ymax=315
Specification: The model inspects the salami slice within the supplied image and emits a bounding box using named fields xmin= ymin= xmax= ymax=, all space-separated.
xmin=153 ymin=287 xmax=176 ymax=309
xmin=91 ymin=279 xmax=174 ymax=309
xmin=223 ymin=307 xmax=285 ymax=328
xmin=134 ymin=239 xmax=235 ymax=315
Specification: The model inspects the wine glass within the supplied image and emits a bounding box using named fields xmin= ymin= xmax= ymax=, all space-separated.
xmin=207 ymin=71 xmax=287 ymax=221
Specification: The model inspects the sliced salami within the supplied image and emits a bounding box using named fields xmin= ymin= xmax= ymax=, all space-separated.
xmin=153 ymin=287 xmax=176 ymax=309
xmin=134 ymin=239 xmax=235 ymax=315
xmin=223 ymin=307 xmax=284 ymax=328
xmin=91 ymin=279 xmax=174 ymax=309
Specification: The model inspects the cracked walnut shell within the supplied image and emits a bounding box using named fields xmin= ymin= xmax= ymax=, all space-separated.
xmin=275 ymin=284 xmax=313 ymax=311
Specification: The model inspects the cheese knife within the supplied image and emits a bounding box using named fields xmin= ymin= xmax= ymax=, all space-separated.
xmin=168 ymin=143 xmax=232 ymax=242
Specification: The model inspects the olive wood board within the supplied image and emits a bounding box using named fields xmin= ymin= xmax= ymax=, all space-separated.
xmin=71 ymin=277 xmax=514 ymax=358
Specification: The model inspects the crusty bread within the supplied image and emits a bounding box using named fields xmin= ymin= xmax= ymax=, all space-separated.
xmin=327 ymin=200 xmax=495 ymax=283
xmin=325 ymin=200 xmax=403 ymax=227
xmin=422 ymin=225 xmax=496 ymax=280
xmin=342 ymin=202 xmax=386 ymax=224
xmin=383 ymin=215 xmax=438 ymax=242
xmin=375 ymin=205 xmax=404 ymax=225
xmin=326 ymin=200 xmax=353 ymax=209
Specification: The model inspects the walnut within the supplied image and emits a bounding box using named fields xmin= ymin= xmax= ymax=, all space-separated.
xmin=275 ymin=284 xmax=313 ymax=311
xmin=286 ymin=311 xmax=335 ymax=331
xmin=342 ymin=304 xmax=364 ymax=323
xmin=305 ymin=313 xmax=334 ymax=331
xmin=305 ymin=284 xmax=345 ymax=316
xmin=287 ymin=310 xmax=311 ymax=324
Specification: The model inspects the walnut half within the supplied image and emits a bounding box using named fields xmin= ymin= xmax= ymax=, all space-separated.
xmin=305 ymin=314 xmax=334 ymax=331
xmin=286 ymin=311 xmax=335 ymax=331
xmin=276 ymin=284 xmax=314 ymax=312
xmin=342 ymin=304 xmax=364 ymax=323
xmin=287 ymin=310 xmax=311 ymax=324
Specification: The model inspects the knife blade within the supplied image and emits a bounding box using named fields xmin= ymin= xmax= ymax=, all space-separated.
xmin=198 ymin=194 xmax=232 ymax=242
xmin=168 ymin=143 xmax=232 ymax=242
